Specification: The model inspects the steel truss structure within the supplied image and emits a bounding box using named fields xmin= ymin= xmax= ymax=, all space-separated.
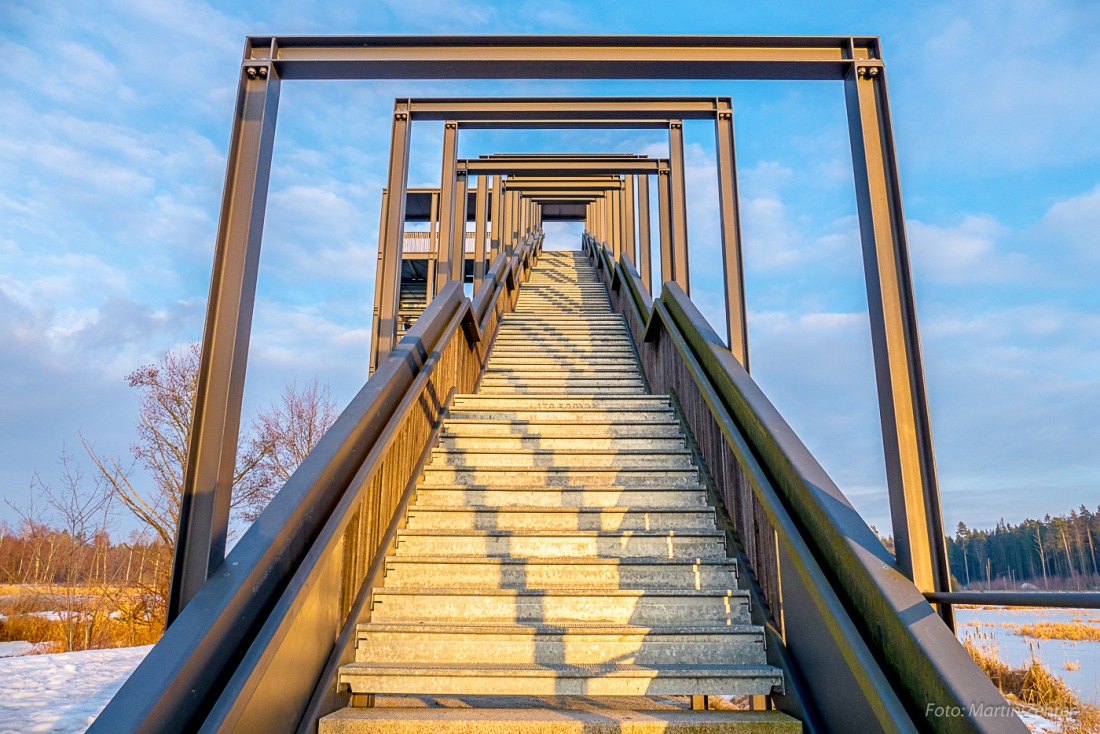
xmin=174 ymin=36 xmax=949 ymax=630
xmin=111 ymin=34 xmax=1058 ymax=734
xmin=370 ymin=151 xmax=675 ymax=370
xmin=369 ymin=98 xmax=739 ymax=368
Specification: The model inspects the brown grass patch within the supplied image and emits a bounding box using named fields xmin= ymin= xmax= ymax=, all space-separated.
xmin=0 ymin=584 xmax=164 ymax=652
xmin=963 ymin=634 xmax=1100 ymax=733
xmin=1016 ymin=622 xmax=1100 ymax=642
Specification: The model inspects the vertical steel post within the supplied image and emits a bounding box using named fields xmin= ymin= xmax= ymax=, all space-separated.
xmin=668 ymin=120 xmax=690 ymax=293
xmin=512 ymin=189 xmax=521 ymax=247
xmin=473 ymin=175 xmax=488 ymax=288
xmin=596 ymin=197 xmax=604 ymax=246
xmin=168 ymin=57 xmax=280 ymax=624
xmin=602 ymin=196 xmax=610 ymax=249
xmin=373 ymin=101 xmax=412 ymax=365
xmin=436 ymin=121 xmax=459 ymax=293
xmin=502 ymin=187 xmax=514 ymax=254
xmin=368 ymin=188 xmax=388 ymax=373
xmin=636 ymin=175 xmax=652 ymax=290
xmin=613 ymin=185 xmax=624 ymax=258
xmin=451 ymin=172 xmax=469 ymax=283
xmin=595 ymin=199 xmax=602 ymax=245
xmin=623 ymin=175 xmax=636 ymax=264
xmin=425 ymin=190 xmax=439 ymax=303
xmin=715 ymin=105 xmax=749 ymax=368
xmin=845 ymin=59 xmax=953 ymax=628
xmin=519 ymin=195 xmax=528 ymax=243
xmin=489 ymin=175 xmax=502 ymax=262
xmin=657 ymin=169 xmax=673 ymax=286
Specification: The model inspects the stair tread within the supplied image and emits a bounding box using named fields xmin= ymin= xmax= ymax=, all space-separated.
xmin=453 ymin=395 xmax=668 ymax=402
xmin=341 ymin=662 xmax=780 ymax=676
xmin=357 ymin=622 xmax=758 ymax=635
xmin=442 ymin=419 xmax=680 ymax=425
xmin=417 ymin=484 xmax=705 ymax=490
xmin=387 ymin=555 xmax=734 ymax=565
xmin=432 ymin=448 xmax=690 ymax=457
xmin=397 ymin=529 xmax=724 ymax=537
xmin=405 ymin=506 xmax=710 ymax=514
xmin=374 ymin=588 xmax=746 ymax=598
xmin=423 ymin=466 xmax=697 ymax=473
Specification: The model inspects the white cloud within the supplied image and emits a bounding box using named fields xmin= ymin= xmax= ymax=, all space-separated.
xmin=1037 ymin=184 xmax=1100 ymax=260
xmin=908 ymin=215 xmax=1029 ymax=284
xmin=376 ymin=0 xmax=498 ymax=30
xmin=899 ymin=0 xmax=1100 ymax=168
xmin=741 ymin=196 xmax=804 ymax=269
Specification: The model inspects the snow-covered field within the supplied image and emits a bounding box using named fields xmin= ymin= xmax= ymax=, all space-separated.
xmin=0 ymin=645 xmax=150 ymax=734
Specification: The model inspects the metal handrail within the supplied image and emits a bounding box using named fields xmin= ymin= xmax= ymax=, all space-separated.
xmin=925 ymin=591 xmax=1100 ymax=609
xmin=91 ymin=237 xmax=540 ymax=734
xmin=585 ymin=236 xmax=1027 ymax=734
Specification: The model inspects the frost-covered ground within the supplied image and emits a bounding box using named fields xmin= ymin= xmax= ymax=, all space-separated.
xmin=1016 ymin=708 xmax=1064 ymax=733
xmin=0 ymin=645 xmax=150 ymax=734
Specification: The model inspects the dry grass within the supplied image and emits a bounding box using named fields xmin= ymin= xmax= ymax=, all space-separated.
xmin=1064 ymin=661 xmax=1082 ymax=671
xmin=0 ymin=584 xmax=164 ymax=652
xmin=1016 ymin=622 xmax=1100 ymax=642
xmin=963 ymin=634 xmax=1100 ymax=733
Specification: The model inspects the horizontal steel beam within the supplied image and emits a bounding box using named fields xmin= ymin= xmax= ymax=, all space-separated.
xmin=506 ymin=183 xmax=620 ymax=192
xmin=479 ymin=153 xmax=649 ymax=158
xmin=505 ymin=175 xmax=632 ymax=183
xmin=406 ymin=96 xmax=730 ymax=120
xmin=527 ymin=194 xmax=606 ymax=201
xmin=249 ymin=35 xmax=876 ymax=81
xmin=458 ymin=120 xmax=681 ymax=129
xmin=925 ymin=591 xmax=1100 ymax=610
xmin=460 ymin=158 xmax=663 ymax=175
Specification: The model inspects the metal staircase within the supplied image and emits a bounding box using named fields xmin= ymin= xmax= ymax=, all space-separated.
xmin=92 ymin=36 xmax=1037 ymax=734
xmin=325 ymin=251 xmax=795 ymax=730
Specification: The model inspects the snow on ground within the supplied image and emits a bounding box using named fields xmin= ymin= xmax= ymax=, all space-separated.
xmin=0 ymin=642 xmax=36 ymax=657
xmin=1017 ymin=708 xmax=1062 ymax=733
xmin=0 ymin=645 xmax=150 ymax=734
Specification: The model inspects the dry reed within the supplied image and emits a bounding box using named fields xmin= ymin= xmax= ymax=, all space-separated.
xmin=1016 ymin=622 xmax=1100 ymax=642
xmin=963 ymin=632 xmax=1100 ymax=733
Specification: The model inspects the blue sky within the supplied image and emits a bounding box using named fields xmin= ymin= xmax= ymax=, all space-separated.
xmin=2 ymin=1 xmax=1099 ymax=536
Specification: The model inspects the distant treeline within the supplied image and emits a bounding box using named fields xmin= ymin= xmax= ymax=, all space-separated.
xmin=0 ymin=520 xmax=171 ymax=650
xmin=947 ymin=505 xmax=1100 ymax=589
xmin=0 ymin=520 xmax=170 ymax=590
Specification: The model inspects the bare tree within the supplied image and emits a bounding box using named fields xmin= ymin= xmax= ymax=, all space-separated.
xmin=85 ymin=343 xmax=338 ymax=541
xmin=33 ymin=448 xmax=114 ymax=650
xmin=83 ymin=344 xmax=264 ymax=548
xmin=238 ymin=378 xmax=339 ymax=521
